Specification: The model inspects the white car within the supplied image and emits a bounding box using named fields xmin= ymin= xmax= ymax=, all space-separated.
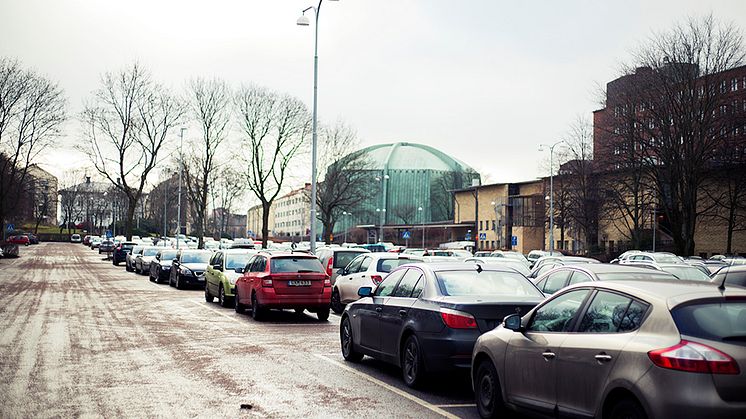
xmin=70 ymin=234 xmax=82 ymax=243
xmin=330 ymin=253 xmax=423 ymax=314
xmin=463 ymin=257 xmax=531 ymax=276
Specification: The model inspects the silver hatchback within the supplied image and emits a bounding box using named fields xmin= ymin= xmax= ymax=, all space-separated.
xmin=471 ymin=280 xmax=746 ymax=419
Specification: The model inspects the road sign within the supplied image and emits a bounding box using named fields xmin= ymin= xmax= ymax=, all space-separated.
xmin=402 ymin=231 xmax=411 ymax=239
xmin=465 ymin=233 xmax=472 ymax=241
xmin=511 ymin=236 xmax=518 ymax=246
xmin=106 ymin=230 xmax=113 ymax=238
xmin=479 ymin=233 xmax=486 ymax=240
xmin=6 ymin=223 xmax=14 ymax=232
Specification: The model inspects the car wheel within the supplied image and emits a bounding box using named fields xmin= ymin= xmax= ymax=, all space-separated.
xmin=169 ymin=274 xmax=175 ymax=287
xmin=175 ymin=275 xmax=183 ymax=290
xmin=330 ymin=288 xmax=345 ymax=314
xmin=402 ymin=335 xmax=426 ymax=388
xmin=234 ymin=289 xmax=245 ymax=314
xmin=340 ymin=316 xmax=363 ymax=362
xmin=317 ymin=306 xmax=330 ymax=321
xmin=609 ymin=398 xmax=647 ymax=419
xmin=204 ymin=285 xmax=214 ymax=303
xmin=149 ymin=273 xmax=155 ymax=283
xmin=251 ymin=293 xmax=265 ymax=321
xmin=475 ymin=359 xmax=505 ymax=419
xmin=294 ymin=308 xmax=305 ymax=315
xmin=219 ymin=284 xmax=230 ymax=308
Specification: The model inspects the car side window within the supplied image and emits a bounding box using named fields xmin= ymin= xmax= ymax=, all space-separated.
xmin=535 ymin=277 xmax=547 ymax=290
xmin=346 ymin=256 xmax=364 ymax=274
xmin=360 ymin=257 xmax=372 ymax=272
xmin=543 ymin=270 xmax=572 ymax=294
xmin=578 ymin=291 xmax=645 ymax=333
xmin=410 ymin=276 xmax=424 ymax=299
xmin=244 ymin=255 xmax=257 ymax=272
xmin=375 ymin=269 xmax=406 ymax=297
xmin=392 ymin=269 xmax=423 ymax=297
xmin=528 ymin=289 xmax=590 ymax=333
xmin=568 ymin=272 xmax=592 ymax=285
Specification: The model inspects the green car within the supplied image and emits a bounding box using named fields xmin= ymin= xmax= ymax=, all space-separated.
xmin=205 ymin=249 xmax=257 ymax=307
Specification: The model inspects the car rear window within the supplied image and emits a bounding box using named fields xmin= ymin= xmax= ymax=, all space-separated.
xmin=378 ymin=258 xmax=415 ymax=273
xmin=334 ymin=252 xmax=362 ymax=268
xmin=672 ymin=301 xmax=746 ymax=342
xmin=596 ymin=272 xmax=677 ymax=281
xmin=435 ymin=270 xmax=544 ymax=297
xmin=271 ymin=257 xmax=325 ymax=273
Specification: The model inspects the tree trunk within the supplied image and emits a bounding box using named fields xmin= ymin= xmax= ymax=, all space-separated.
xmin=261 ymin=201 xmax=271 ymax=249
xmin=323 ymin=220 xmax=334 ymax=244
xmin=124 ymin=200 xmax=136 ymax=240
xmin=727 ymin=206 xmax=735 ymax=254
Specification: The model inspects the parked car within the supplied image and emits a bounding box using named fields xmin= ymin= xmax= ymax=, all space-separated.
xmin=340 ymin=262 xmax=545 ymax=387
xmin=402 ymin=248 xmax=426 ymax=256
xmin=471 ymin=280 xmax=746 ymax=419
xmin=623 ymin=261 xmax=712 ymax=282
xmin=7 ymin=235 xmax=30 ymax=246
xmin=463 ymin=257 xmax=531 ymax=277
xmin=353 ymin=243 xmax=387 ymax=253
xmin=710 ymin=265 xmax=746 ymax=288
xmin=529 ymin=256 xmax=601 ymax=279
xmin=315 ymin=246 xmax=370 ymax=286
xmin=423 ymin=249 xmax=472 ymax=258
xmin=27 ymin=233 xmax=39 ymax=244
xmin=532 ymin=264 xmax=677 ymax=296
xmin=82 ymin=235 xmax=91 ymax=245
xmin=112 ymin=241 xmax=137 ymax=266
xmin=489 ymin=250 xmax=530 ymax=266
xmin=609 ymin=249 xmax=644 ymax=264
xmin=619 ymin=251 xmax=683 ymax=264
xmin=125 ymin=245 xmax=144 ymax=272
xmin=1 ymin=243 xmax=19 ymax=257
xmin=149 ymin=249 xmax=179 ymax=283
xmin=234 ymin=252 xmax=331 ymax=321
xmin=331 ymin=253 xmax=423 ymax=314
xmin=90 ymin=237 xmax=102 ymax=249
xmin=70 ymin=233 xmax=82 ymax=243
xmin=205 ymin=249 xmax=257 ymax=307
xmin=169 ymin=249 xmax=213 ymax=289
xmin=99 ymin=240 xmax=115 ymax=255
xmin=525 ymin=250 xmax=562 ymax=267
xmin=134 ymin=246 xmax=160 ymax=274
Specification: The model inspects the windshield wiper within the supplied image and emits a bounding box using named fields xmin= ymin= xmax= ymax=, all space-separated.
xmin=721 ymin=335 xmax=746 ymax=342
xmin=297 ymin=269 xmax=316 ymax=273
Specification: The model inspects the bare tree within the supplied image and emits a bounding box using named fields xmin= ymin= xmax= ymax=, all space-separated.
xmin=703 ymin=138 xmax=746 ymax=253
xmin=59 ymin=170 xmax=86 ymax=234
xmin=0 ymin=57 xmax=66 ymax=233
xmin=235 ymin=85 xmax=310 ymax=247
xmin=80 ymin=63 xmax=185 ymax=240
xmin=392 ymin=204 xmax=419 ymax=225
xmin=209 ymin=164 xmax=245 ymax=239
xmin=315 ymin=121 xmax=373 ymax=243
xmin=182 ymin=78 xmax=232 ymax=247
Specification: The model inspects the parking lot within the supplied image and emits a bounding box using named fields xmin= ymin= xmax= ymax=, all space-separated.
xmin=0 ymin=243 xmax=483 ymax=418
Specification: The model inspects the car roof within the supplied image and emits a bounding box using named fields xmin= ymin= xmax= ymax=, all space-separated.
xmin=402 ymin=262 xmax=524 ymax=275
xmin=570 ymin=264 xmax=671 ymax=274
xmin=258 ymin=251 xmax=316 ymax=258
xmin=716 ymin=265 xmax=746 ymax=273
xmin=221 ymin=249 xmax=257 ymax=254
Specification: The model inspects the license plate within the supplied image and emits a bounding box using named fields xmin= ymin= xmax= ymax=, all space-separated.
xmin=288 ymin=280 xmax=311 ymax=286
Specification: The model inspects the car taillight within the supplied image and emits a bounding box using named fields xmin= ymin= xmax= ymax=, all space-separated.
xmin=324 ymin=277 xmax=331 ymax=287
xmin=262 ymin=277 xmax=273 ymax=287
xmin=326 ymin=258 xmax=334 ymax=277
xmin=370 ymin=275 xmax=383 ymax=285
xmin=440 ymin=308 xmax=477 ymax=329
xmin=648 ymin=340 xmax=740 ymax=375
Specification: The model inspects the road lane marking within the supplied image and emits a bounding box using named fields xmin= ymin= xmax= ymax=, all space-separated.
xmin=313 ymin=354 xmax=459 ymax=419
xmin=188 ymin=300 xmax=241 ymax=323
xmin=434 ymin=404 xmax=476 ymax=408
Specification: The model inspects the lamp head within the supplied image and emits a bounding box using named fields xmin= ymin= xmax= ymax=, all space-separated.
xmin=296 ymin=14 xmax=310 ymax=26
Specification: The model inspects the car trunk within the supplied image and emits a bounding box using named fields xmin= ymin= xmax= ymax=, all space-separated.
xmin=435 ymin=296 xmax=541 ymax=333
xmin=271 ymin=272 xmax=327 ymax=295
xmin=709 ymin=339 xmax=746 ymax=402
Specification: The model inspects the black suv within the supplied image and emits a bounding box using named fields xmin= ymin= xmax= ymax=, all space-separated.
xmin=112 ymin=241 xmax=138 ymax=266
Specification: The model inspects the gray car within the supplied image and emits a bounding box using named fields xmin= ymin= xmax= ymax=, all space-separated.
xmin=471 ymin=280 xmax=746 ymax=419
xmin=314 ymin=246 xmax=370 ymax=286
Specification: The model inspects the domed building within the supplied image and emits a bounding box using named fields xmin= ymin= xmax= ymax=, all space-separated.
xmin=335 ymin=142 xmax=480 ymax=235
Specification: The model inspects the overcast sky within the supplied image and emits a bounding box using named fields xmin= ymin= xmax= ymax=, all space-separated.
xmin=3 ymin=0 xmax=746 ymax=187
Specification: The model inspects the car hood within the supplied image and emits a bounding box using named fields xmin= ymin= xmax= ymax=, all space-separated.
xmin=140 ymin=255 xmax=155 ymax=263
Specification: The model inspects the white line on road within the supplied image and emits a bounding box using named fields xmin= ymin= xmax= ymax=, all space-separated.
xmin=434 ymin=404 xmax=476 ymax=408
xmin=313 ymin=354 xmax=460 ymax=419
xmin=189 ymin=300 xmax=242 ymax=323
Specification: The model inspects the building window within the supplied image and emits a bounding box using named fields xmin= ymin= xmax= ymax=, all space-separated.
xmin=732 ymin=78 xmax=739 ymax=91
xmin=492 ymin=220 xmax=496 ymax=230
xmin=479 ymin=221 xmax=483 ymax=230
xmin=721 ymin=80 xmax=727 ymax=93
xmin=720 ymin=105 xmax=728 ymax=115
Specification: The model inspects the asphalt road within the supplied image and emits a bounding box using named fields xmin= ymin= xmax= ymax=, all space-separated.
xmin=0 ymin=243 xmax=490 ymax=418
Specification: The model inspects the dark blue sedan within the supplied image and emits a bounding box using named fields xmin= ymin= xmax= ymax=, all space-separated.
xmin=340 ymin=262 xmax=545 ymax=387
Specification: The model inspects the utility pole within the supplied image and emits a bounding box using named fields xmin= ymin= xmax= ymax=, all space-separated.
xmin=176 ymin=127 xmax=186 ymax=249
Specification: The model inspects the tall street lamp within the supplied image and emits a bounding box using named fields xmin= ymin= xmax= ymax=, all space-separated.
xmin=297 ymin=0 xmax=339 ymax=254
xmin=375 ymin=174 xmax=389 ymax=243
xmin=176 ymin=127 xmax=186 ymax=249
xmin=342 ymin=211 xmax=351 ymax=243
xmin=539 ymin=140 xmax=564 ymax=253
xmin=418 ymin=206 xmax=425 ymax=248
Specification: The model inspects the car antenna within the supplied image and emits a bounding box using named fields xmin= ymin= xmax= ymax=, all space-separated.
xmin=718 ymin=259 xmax=734 ymax=291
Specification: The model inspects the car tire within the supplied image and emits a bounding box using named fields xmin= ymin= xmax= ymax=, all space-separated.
xmin=204 ymin=285 xmax=214 ymax=303
xmin=317 ymin=306 xmax=330 ymax=321
xmin=609 ymin=398 xmax=647 ymax=419
xmin=331 ymin=288 xmax=345 ymax=314
xmin=149 ymin=273 xmax=155 ymax=283
xmin=251 ymin=293 xmax=265 ymax=321
xmin=169 ymin=274 xmax=175 ymax=287
xmin=401 ymin=335 xmax=426 ymax=388
xmin=234 ymin=289 xmax=246 ymax=314
xmin=294 ymin=308 xmax=305 ymax=315
xmin=175 ymin=275 xmax=183 ymax=290
xmin=340 ymin=316 xmax=363 ymax=362
xmin=475 ymin=359 xmax=506 ymax=419
xmin=219 ymin=285 xmax=230 ymax=308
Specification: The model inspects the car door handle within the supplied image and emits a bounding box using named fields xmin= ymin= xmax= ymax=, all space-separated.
xmin=375 ymin=307 xmax=382 ymax=313
xmin=594 ymin=353 xmax=613 ymax=362
xmin=541 ymin=351 xmax=556 ymax=360
xmin=399 ymin=309 xmax=407 ymax=317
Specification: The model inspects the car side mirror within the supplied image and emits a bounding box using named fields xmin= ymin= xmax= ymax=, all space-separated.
xmin=234 ymin=267 xmax=244 ymax=274
xmin=503 ymin=314 xmax=524 ymax=332
xmin=337 ymin=268 xmax=346 ymax=275
xmin=212 ymin=263 xmax=222 ymax=271
xmin=357 ymin=286 xmax=373 ymax=297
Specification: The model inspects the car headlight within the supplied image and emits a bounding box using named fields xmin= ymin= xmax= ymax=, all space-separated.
xmin=180 ymin=267 xmax=193 ymax=275
xmin=228 ymin=277 xmax=237 ymax=285
xmin=161 ymin=265 xmax=170 ymax=271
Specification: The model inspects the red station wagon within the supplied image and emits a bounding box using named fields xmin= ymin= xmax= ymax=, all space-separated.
xmin=234 ymin=252 xmax=332 ymax=321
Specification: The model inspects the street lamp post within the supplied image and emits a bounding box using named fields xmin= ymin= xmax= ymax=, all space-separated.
xmin=176 ymin=127 xmax=186 ymax=249
xmin=342 ymin=211 xmax=351 ymax=243
xmin=539 ymin=140 xmax=564 ymax=253
xmin=375 ymin=174 xmax=389 ymax=243
xmin=297 ymin=0 xmax=339 ymax=254
xmin=418 ymin=206 xmax=425 ymax=248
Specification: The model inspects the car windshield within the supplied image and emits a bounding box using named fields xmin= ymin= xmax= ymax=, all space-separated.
xmin=334 ymin=252 xmax=362 ymax=268
xmin=161 ymin=251 xmax=178 ymax=260
xmin=662 ymin=266 xmax=711 ymax=281
xmin=378 ymin=258 xmax=416 ymax=273
xmin=142 ymin=248 xmax=159 ymax=256
xmin=180 ymin=252 xmax=211 ymax=264
xmin=435 ymin=270 xmax=544 ymax=297
xmin=271 ymin=257 xmax=325 ymax=273
xmin=226 ymin=253 xmax=254 ymax=270
xmin=596 ymin=272 xmax=677 ymax=281
xmin=672 ymin=301 xmax=746 ymax=342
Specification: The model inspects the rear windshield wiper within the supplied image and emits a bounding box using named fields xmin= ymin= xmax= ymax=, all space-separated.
xmin=721 ymin=335 xmax=746 ymax=342
xmin=297 ymin=269 xmax=317 ymax=273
